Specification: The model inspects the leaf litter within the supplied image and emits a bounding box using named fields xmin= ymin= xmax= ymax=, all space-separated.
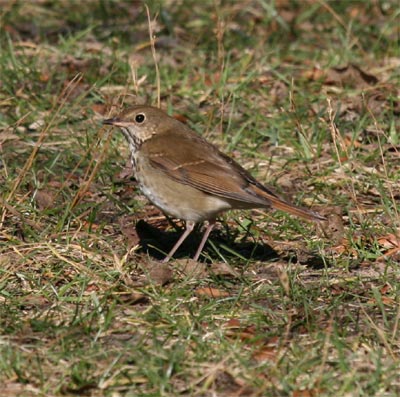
xmin=1 ymin=1 xmax=399 ymax=396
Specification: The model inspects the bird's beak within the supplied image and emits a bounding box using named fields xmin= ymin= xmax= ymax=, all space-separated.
xmin=103 ymin=118 xmax=131 ymax=127
xmin=103 ymin=118 xmax=118 ymax=126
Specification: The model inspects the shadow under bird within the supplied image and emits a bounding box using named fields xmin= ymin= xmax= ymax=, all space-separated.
xmin=103 ymin=105 xmax=325 ymax=262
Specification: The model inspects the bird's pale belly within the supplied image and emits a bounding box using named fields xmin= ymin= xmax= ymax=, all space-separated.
xmin=135 ymin=164 xmax=231 ymax=223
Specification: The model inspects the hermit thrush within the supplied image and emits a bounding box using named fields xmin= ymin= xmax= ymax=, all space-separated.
xmin=103 ymin=105 xmax=325 ymax=262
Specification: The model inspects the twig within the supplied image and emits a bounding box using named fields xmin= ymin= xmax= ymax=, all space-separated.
xmin=145 ymin=4 xmax=160 ymax=108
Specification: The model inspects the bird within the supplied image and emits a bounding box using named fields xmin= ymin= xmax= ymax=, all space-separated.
xmin=103 ymin=105 xmax=325 ymax=262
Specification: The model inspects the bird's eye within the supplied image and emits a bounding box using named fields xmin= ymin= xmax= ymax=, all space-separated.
xmin=135 ymin=113 xmax=145 ymax=123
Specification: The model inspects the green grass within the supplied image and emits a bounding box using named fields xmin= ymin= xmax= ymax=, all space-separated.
xmin=1 ymin=1 xmax=399 ymax=396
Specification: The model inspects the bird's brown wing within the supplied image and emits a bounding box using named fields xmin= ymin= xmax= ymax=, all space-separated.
xmin=140 ymin=130 xmax=273 ymax=205
xmin=141 ymin=130 xmax=324 ymax=221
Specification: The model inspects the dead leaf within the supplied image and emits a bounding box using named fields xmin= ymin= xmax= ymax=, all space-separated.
xmin=380 ymin=283 xmax=392 ymax=295
xmin=174 ymin=258 xmax=207 ymax=278
xmin=210 ymin=261 xmax=240 ymax=277
xmin=377 ymin=233 xmax=400 ymax=249
xmin=119 ymin=215 xmax=141 ymax=249
xmin=368 ymin=295 xmax=396 ymax=306
xmin=302 ymin=66 xmax=326 ymax=81
xmin=224 ymin=318 xmax=241 ymax=328
xmin=318 ymin=207 xmax=345 ymax=245
xmin=256 ymin=73 xmax=289 ymax=103
xmin=204 ymin=71 xmax=221 ymax=87
xmin=224 ymin=323 xmax=258 ymax=342
xmin=148 ymin=263 xmax=174 ymax=286
xmin=91 ymin=103 xmax=108 ymax=115
xmin=61 ymin=55 xmax=94 ymax=73
xmin=19 ymin=294 xmax=49 ymax=309
xmin=82 ymin=220 xmax=100 ymax=232
xmin=377 ymin=232 xmax=400 ymax=261
xmin=39 ymin=72 xmax=50 ymax=82
xmin=172 ymin=113 xmax=188 ymax=124
xmin=195 ymin=287 xmax=230 ymax=298
xmin=293 ymin=389 xmax=322 ymax=397
xmin=252 ymin=346 xmax=279 ymax=362
xmin=325 ymin=64 xmax=378 ymax=88
xmin=34 ymin=189 xmax=55 ymax=210
xmin=85 ymin=283 xmax=100 ymax=292
xmin=214 ymin=370 xmax=255 ymax=396
xmin=381 ymin=297 xmax=396 ymax=305
xmin=47 ymin=180 xmax=63 ymax=188
xmin=330 ymin=283 xmax=346 ymax=296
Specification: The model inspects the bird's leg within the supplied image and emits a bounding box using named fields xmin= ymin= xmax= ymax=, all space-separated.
xmin=193 ymin=219 xmax=216 ymax=261
xmin=163 ymin=221 xmax=195 ymax=263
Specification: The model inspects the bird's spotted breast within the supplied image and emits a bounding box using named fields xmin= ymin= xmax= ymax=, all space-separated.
xmin=121 ymin=127 xmax=143 ymax=154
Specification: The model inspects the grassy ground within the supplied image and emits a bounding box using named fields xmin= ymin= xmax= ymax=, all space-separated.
xmin=0 ymin=1 xmax=399 ymax=396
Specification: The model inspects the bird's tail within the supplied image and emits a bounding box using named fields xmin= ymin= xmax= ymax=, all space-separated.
xmin=252 ymin=185 xmax=326 ymax=221
xmin=268 ymin=195 xmax=325 ymax=221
